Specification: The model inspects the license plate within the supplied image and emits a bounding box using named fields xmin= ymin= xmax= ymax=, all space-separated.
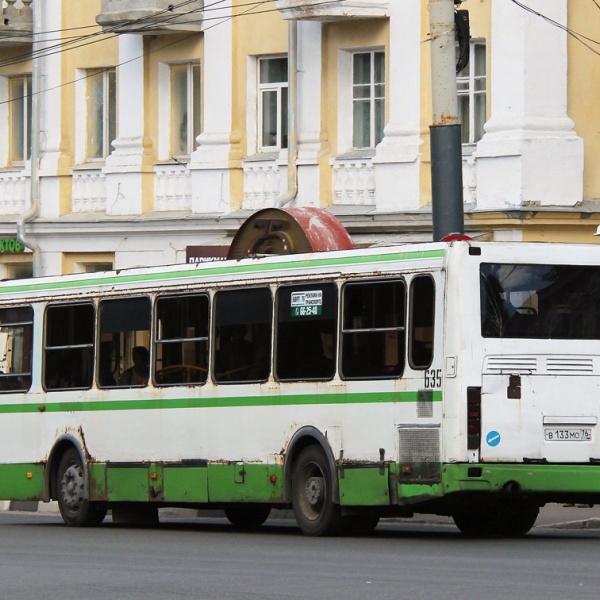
xmin=544 ymin=428 xmax=592 ymax=442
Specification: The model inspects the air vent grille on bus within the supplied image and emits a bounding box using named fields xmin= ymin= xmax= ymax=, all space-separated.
xmin=546 ymin=357 xmax=594 ymax=374
xmin=397 ymin=426 xmax=441 ymax=483
xmin=485 ymin=356 xmax=537 ymax=374
xmin=484 ymin=355 xmax=596 ymax=376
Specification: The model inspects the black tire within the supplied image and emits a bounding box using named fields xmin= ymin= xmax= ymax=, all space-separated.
xmin=343 ymin=514 xmax=380 ymax=536
xmin=111 ymin=503 xmax=159 ymax=527
xmin=224 ymin=504 xmax=271 ymax=530
xmin=57 ymin=448 xmax=107 ymax=527
xmin=501 ymin=504 xmax=539 ymax=537
xmin=453 ymin=502 xmax=539 ymax=538
xmin=291 ymin=445 xmax=344 ymax=537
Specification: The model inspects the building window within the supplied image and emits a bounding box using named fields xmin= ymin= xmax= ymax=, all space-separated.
xmin=171 ymin=63 xmax=201 ymax=157
xmin=352 ymin=51 xmax=385 ymax=149
xmin=457 ymin=41 xmax=486 ymax=145
xmin=86 ymin=68 xmax=116 ymax=160
xmin=9 ymin=75 xmax=31 ymax=164
xmin=258 ymin=57 xmax=288 ymax=151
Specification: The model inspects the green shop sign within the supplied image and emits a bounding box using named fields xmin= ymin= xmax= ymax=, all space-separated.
xmin=0 ymin=239 xmax=25 ymax=253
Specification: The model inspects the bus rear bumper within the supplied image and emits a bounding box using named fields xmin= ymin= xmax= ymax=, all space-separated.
xmin=443 ymin=463 xmax=600 ymax=501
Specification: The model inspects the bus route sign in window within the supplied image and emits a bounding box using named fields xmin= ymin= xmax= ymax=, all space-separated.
xmin=290 ymin=290 xmax=323 ymax=317
xmin=481 ymin=263 xmax=600 ymax=339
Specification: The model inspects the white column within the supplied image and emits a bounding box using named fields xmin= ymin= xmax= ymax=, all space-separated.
xmin=103 ymin=35 xmax=150 ymax=215
xmin=37 ymin=0 xmax=63 ymax=219
xmin=188 ymin=7 xmax=235 ymax=213
xmin=372 ymin=0 xmax=422 ymax=211
xmin=476 ymin=0 xmax=583 ymax=208
xmin=294 ymin=20 xmax=324 ymax=207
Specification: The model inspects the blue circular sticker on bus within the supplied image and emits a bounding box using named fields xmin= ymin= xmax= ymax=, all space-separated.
xmin=486 ymin=431 xmax=501 ymax=447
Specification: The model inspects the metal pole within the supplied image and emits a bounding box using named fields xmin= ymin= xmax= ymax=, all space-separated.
xmin=429 ymin=0 xmax=464 ymax=241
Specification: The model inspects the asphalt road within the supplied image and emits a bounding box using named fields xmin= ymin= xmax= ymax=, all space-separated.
xmin=0 ymin=505 xmax=599 ymax=600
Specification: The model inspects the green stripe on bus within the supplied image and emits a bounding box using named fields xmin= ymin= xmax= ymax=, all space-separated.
xmin=0 ymin=249 xmax=445 ymax=295
xmin=0 ymin=390 xmax=442 ymax=414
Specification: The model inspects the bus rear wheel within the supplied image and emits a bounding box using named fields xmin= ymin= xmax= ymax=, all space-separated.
xmin=224 ymin=504 xmax=271 ymax=530
xmin=292 ymin=445 xmax=344 ymax=537
xmin=453 ymin=502 xmax=539 ymax=537
xmin=57 ymin=448 xmax=107 ymax=527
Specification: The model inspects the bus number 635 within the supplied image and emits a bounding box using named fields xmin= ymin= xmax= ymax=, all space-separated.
xmin=424 ymin=368 xmax=442 ymax=388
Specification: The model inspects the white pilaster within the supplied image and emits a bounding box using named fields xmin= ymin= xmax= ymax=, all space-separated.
xmin=476 ymin=0 xmax=583 ymax=208
xmin=295 ymin=20 xmax=324 ymax=207
xmin=372 ymin=0 xmax=422 ymax=211
xmin=103 ymin=35 xmax=150 ymax=216
xmin=38 ymin=0 xmax=63 ymax=218
xmin=188 ymin=7 xmax=234 ymax=214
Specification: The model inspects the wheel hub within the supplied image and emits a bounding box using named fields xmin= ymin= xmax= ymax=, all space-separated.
xmin=305 ymin=476 xmax=323 ymax=506
xmin=62 ymin=465 xmax=84 ymax=510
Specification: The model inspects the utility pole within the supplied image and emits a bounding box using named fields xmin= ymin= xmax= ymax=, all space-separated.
xmin=429 ymin=0 xmax=465 ymax=241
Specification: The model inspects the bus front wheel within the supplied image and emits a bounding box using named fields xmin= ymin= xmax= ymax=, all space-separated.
xmin=56 ymin=448 xmax=107 ymax=527
xmin=291 ymin=445 xmax=344 ymax=537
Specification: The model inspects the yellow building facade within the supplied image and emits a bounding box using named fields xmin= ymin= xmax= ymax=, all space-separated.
xmin=0 ymin=0 xmax=598 ymax=276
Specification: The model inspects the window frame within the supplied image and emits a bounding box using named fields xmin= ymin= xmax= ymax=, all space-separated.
xmin=212 ymin=287 xmax=273 ymax=384
xmin=257 ymin=56 xmax=288 ymax=152
xmin=98 ymin=296 xmax=151 ymax=388
xmin=408 ymin=275 xmax=436 ymax=370
xmin=8 ymin=74 xmax=32 ymax=165
xmin=153 ymin=292 xmax=210 ymax=387
xmin=0 ymin=306 xmax=33 ymax=393
xmin=43 ymin=302 xmax=95 ymax=391
xmin=351 ymin=50 xmax=385 ymax=150
xmin=85 ymin=67 xmax=117 ymax=161
xmin=169 ymin=62 xmax=201 ymax=159
xmin=274 ymin=282 xmax=338 ymax=382
xmin=340 ymin=278 xmax=406 ymax=380
xmin=457 ymin=39 xmax=487 ymax=147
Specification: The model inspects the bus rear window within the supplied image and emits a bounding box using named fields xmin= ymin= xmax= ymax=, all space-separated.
xmin=481 ymin=263 xmax=600 ymax=339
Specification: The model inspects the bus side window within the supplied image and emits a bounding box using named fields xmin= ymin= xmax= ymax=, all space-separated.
xmin=98 ymin=297 xmax=151 ymax=388
xmin=341 ymin=280 xmax=405 ymax=380
xmin=0 ymin=306 xmax=33 ymax=392
xmin=44 ymin=303 xmax=94 ymax=390
xmin=213 ymin=288 xmax=272 ymax=384
xmin=409 ymin=276 xmax=435 ymax=369
xmin=154 ymin=294 xmax=209 ymax=386
xmin=275 ymin=283 xmax=337 ymax=381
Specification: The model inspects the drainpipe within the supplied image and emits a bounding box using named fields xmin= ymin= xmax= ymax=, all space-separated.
xmin=17 ymin=0 xmax=42 ymax=276
xmin=429 ymin=0 xmax=464 ymax=241
xmin=276 ymin=20 xmax=298 ymax=208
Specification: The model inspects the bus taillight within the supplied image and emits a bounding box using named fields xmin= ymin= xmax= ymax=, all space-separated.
xmin=467 ymin=386 xmax=481 ymax=450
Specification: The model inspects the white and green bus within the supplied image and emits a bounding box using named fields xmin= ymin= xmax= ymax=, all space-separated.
xmin=1 ymin=239 xmax=600 ymax=536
